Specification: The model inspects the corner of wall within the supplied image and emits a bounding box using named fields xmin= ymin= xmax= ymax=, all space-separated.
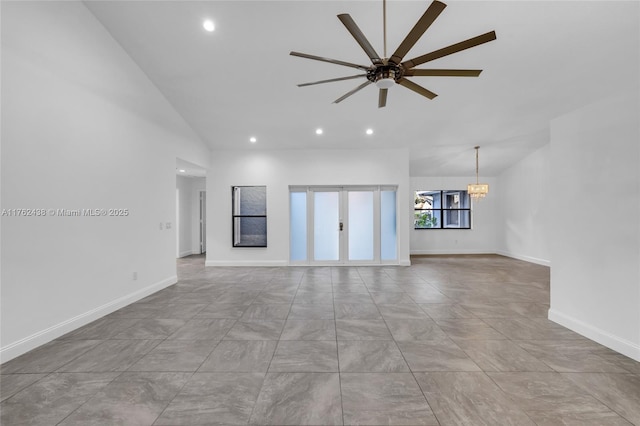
xmin=549 ymin=309 xmax=640 ymax=362
xmin=0 ymin=275 xmax=177 ymax=363
xmin=496 ymin=143 xmax=551 ymax=265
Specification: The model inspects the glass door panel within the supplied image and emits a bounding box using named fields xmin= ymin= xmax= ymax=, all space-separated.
xmin=347 ymin=191 xmax=374 ymax=261
xmin=290 ymin=191 xmax=307 ymax=261
xmin=380 ymin=190 xmax=397 ymax=260
xmin=313 ymin=191 xmax=340 ymax=261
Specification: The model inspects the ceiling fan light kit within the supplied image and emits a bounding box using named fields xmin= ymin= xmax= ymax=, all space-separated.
xmin=290 ymin=0 xmax=496 ymax=108
xmin=375 ymin=77 xmax=395 ymax=89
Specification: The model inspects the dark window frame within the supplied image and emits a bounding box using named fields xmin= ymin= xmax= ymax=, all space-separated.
xmin=232 ymin=186 xmax=267 ymax=247
xmin=414 ymin=190 xmax=472 ymax=230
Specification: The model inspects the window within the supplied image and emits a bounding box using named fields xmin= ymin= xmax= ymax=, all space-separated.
xmin=414 ymin=190 xmax=471 ymax=229
xmin=232 ymin=186 xmax=267 ymax=247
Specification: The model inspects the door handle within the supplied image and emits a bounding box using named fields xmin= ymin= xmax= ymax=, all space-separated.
xmin=339 ymin=222 xmax=344 ymax=231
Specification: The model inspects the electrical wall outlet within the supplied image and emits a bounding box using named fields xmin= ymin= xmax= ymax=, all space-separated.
xmin=166 ymin=222 xmax=172 ymax=229
xmin=159 ymin=222 xmax=164 ymax=230
xmin=132 ymin=272 xmax=138 ymax=280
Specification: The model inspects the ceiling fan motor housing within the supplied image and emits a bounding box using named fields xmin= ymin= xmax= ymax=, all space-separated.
xmin=368 ymin=64 xmax=403 ymax=87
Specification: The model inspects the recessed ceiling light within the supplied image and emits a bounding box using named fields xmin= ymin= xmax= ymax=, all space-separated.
xmin=366 ymin=128 xmax=374 ymax=135
xmin=179 ymin=169 xmax=186 ymax=173
xmin=249 ymin=137 xmax=257 ymax=143
xmin=203 ymin=19 xmax=215 ymax=32
xmin=315 ymin=128 xmax=323 ymax=135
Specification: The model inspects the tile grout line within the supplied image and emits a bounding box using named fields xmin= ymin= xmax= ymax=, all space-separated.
xmin=243 ymin=269 xmax=300 ymax=425
xmin=375 ymin=267 xmax=444 ymax=426
xmin=332 ymin=267 xmax=346 ymax=426
xmin=559 ymin=371 xmax=640 ymax=425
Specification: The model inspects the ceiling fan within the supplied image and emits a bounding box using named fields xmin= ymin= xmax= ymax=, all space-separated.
xmin=290 ymin=0 xmax=496 ymax=108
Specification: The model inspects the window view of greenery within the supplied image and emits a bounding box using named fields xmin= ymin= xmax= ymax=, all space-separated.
xmin=414 ymin=190 xmax=471 ymax=229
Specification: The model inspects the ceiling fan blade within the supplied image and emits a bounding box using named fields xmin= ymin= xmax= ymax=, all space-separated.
xmin=290 ymin=51 xmax=370 ymax=71
xmin=401 ymin=31 xmax=497 ymax=69
xmin=333 ymin=80 xmax=373 ymax=104
xmin=378 ymin=88 xmax=388 ymax=108
xmin=397 ymin=78 xmax=438 ymax=99
xmin=389 ymin=0 xmax=447 ymax=65
xmin=298 ymin=74 xmax=367 ymax=87
xmin=337 ymin=14 xmax=383 ymax=65
xmin=403 ymin=69 xmax=482 ymax=77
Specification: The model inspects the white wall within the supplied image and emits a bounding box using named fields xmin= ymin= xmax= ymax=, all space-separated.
xmin=206 ymin=149 xmax=411 ymax=266
xmin=0 ymin=2 xmax=209 ymax=362
xmin=410 ymin=177 xmax=499 ymax=255
xmin=176 ymin=175 xmax=193 ymax=257
xmin=497 ymin=144 xmax=551 ymax=266
xmin=549 ymin=93 xmax=640 ymax=361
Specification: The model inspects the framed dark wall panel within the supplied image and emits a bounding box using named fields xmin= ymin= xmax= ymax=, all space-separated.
xmin=232 ymin=186 xmax=267 ymax=247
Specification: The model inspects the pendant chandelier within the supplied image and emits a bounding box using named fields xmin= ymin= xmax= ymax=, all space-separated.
xmin=467 ymin=146 xmax=489 ymax=200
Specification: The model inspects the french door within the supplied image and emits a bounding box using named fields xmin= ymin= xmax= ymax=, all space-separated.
xmin=290 ymin=186 xmax=397 ymax=265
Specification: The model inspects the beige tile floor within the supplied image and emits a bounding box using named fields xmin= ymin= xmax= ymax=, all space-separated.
xmin=1 ymin=254 xmax=639 ymax=425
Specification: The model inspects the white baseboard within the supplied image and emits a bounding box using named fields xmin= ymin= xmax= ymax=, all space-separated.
xmin=289 ymin=261 xmax=408 ymax=267
xmin=410 ymin=250 xmax=550 ymax=267
xmin=496 ymin=250 xmax=551 ymax=267
xmin=205 ymin=260 xmax=288 ymax=267
xmin=410 ymin=249 xmax=494 ymax=255
xmin=178 ymin=250 xmax=193 ymax=258
xmin=0 ymin=275 xmax=177 ymax=363
xmin=206 ymin=260 xmax=411 ymax=267
xmin=548 ymin=308 xmax=640 ymax=362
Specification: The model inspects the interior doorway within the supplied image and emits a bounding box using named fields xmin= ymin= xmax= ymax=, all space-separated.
xmin=175 ymin=158 xmax=207 ymax=258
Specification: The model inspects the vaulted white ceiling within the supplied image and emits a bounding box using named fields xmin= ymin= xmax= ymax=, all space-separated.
xmin=85 ymin=1 xmax=639 ymax=176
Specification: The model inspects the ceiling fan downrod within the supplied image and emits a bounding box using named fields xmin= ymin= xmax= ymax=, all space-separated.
xmin=383 ymin=0 xmax=388 ymax=59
